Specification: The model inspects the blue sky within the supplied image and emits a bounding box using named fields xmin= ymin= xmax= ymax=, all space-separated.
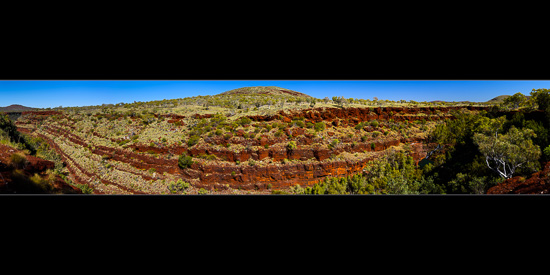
xmin=0 ymin=80 xmax=549 ymax=108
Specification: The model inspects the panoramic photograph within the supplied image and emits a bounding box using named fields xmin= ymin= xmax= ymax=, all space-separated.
xmin=1 ymin=80 xmax=549 ymax=195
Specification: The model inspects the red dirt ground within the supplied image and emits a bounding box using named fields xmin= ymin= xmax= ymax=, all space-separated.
xmin=487 ymin=162 xmax=550 ymax=194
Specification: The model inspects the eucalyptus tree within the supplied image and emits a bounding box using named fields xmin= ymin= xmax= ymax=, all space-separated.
xmin=473 ymin=119 xmax=541 ymax=179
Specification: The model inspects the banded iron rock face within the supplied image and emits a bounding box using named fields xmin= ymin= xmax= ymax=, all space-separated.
xmin=13 ymin=103 xmax=487 ymax=194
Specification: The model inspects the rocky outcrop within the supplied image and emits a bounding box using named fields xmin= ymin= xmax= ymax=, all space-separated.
xmin=267 ymin=106 xmax=490 ymax=125
xmin=192 ymin=154 xmax=381 ymax=190
xmin=15 ymin=111 xmax=63 ymax=126
xmin=185 ymin=136 xmax=432 ymax=191
xmin=0 ymin=143 xmax=80 ymax=194
xmin=487 ymin=162 xmax=550 ymax=194
xmin=21 ymin=111 xmax=62 ymax=116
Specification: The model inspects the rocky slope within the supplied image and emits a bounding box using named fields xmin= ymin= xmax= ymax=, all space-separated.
xmin=487 ymin=161 xmax=550 ymax=194
xmin=0 ymin=144 xmax=80 ymax=194
xmin=13 ymin=100 xmax=491 ymax=194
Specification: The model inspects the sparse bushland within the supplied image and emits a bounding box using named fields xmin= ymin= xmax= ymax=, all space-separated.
xmin=474 ymin=124 xmax=540 ymax=179
xmin=25 ymin=107 xmax=436 ymax=194
xmin=424 ymin=97 xmax=550 ymax=193
xmin=0 ymin=113 xmax=36 ymax=153
xmin=1 ymin=113 xmax=90 ymax=193
xmin=15 ymin=86 xmax=519 ymax=194
xmin=291 ymin=150 xmax=443 ymax=194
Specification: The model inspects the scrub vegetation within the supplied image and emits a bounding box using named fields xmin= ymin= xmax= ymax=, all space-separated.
xmin=3 ymin=86 xmax=550 ymax=194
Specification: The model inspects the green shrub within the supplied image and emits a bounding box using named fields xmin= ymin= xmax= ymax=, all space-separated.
xmin=206 ymin=154 xmax=216 ymax=160
xmin=329 ymin=139 xmax=340 ymax=149
xmin=168 ymin=179 xmax=190 ymax=194
xmin=306 ymin=122 xmax=314 ymax=129
xmin=118 ymin=139 xmax=129 ymax=146
xmin=30 ymin=173 xmax=52 ymax=191
xmin=370 ymin=120 xmax=379 ymax=128
xmin=237 ymin=117 xmax=252 ymax=126
xmin=187 ymin=135 xmax=200 ymax=147
xmin=544 ymin=145 xmax=550 ymax=159
xmin=287 ymin=141 xmax=297 ymax=150
xmin=271 ymin=189 xmax=290 ymax=194
xmin=178 ymin=153 xmax=194 ymax=169
xmin=77 ymin=184 xmax=94 ymax=194
xmin=10 ymin=153 xmax=27 ymax=169
xmin=372 ymin=131 xmax=381 ymax=137
xmin=210 ymin=113 xmax=228 ymax=126
xmin=371 ymin=143 xmax=376 ymax=150
xmin=314 ymin=122 xmax=326 ymax=132
xmin=361 ymin=135 xmax=368 ymax=142
xmin=274 ymin=129 xmax=284 ymax=137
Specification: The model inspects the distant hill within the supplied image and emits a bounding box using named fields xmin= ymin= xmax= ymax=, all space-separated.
xmin=430 ymin=100 xmax=474 ymax=104
xmin=0 ymin=104 xmax=36 ymax=112
xmin=487 ymin=95 xmax=510 ymax=103
xmin=487 ymin=94 xmax=534 ymax=103
xmin=217 ymin=86 xmax=313 ymax=98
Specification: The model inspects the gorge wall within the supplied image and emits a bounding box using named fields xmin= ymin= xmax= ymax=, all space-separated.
xmin=15 ymin=106 xmax=489 ymax=193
